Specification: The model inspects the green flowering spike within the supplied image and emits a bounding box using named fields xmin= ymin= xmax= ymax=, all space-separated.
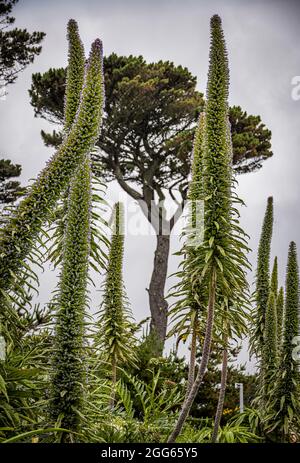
xmin=96 ymin=202 xmax=136 ymax=408
xmin=168 ymin=15 xmax=250 ymax=443
xmin=276 ymin=286 xmax=284 ymax=350
xmin=262 ymin=291 xmax=277 ymax=403
xmin=254 ymin=197 xmax=274 ymax=355
xmin=0 ymin=37 xmax=104 ymax=312
xmin=49 ymin=156 xmax=91 ymax=438
xmin=270 ymin=256 xmax=278 ymax=297
xmin=270 ymin=242 xmax=300 ymax=441
xmin=64 ymin=19 xmax=85 ymax=132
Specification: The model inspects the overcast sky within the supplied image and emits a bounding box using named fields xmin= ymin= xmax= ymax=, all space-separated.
xmin=0 ymin=0 xmax=299 ymax=370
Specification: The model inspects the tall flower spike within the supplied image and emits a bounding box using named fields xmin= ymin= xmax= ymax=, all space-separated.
xmin=49 ymin=157 xmax=92 ymax=439
xmin=253 ymin=196 xmax=274 ymax=356
xmin=64 ymin=19 xmax=85 ymax=132
xmin=168 ymin=15 xmax=250 ymax=443
xmin=0 ymin=35 xmax=104 ymax=321
xmin=96 ymin=202 xmax=136 ymax=409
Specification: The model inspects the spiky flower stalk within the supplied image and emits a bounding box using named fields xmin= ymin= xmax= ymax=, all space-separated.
xmin=64 ymin=19 xmax=85 ymax=133
xmin=254 ymin=197 xmax=273 ymax=355
xmin=49 ymin=157 xmax=91 ymax=440
xmin=0 ymin=37 xmax=104 ymax=327
xmin=270 ymin=242 xmax=300 ymax=441
xmin=168 ymin=15 xmax=249 ymax=443
xmin=49 ymin=21 xmax=101 ymax=440
xmin=270 ymin=257 xmax=278 ymax=297
xmin=96 ymin=202 xmax=136 ymax=408
xmin=276 ymin=286 xmax=284 ymax=350
xmin=262 ymin=291 xmax=277 ymax=405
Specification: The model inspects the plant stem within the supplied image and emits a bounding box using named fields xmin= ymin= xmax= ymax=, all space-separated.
xmin=167 ymin=267 xmax=216 ymax=443
xmin=211 ymin=330 xmax=228 ymax=442
xmin=184 ymin=313 xmax=198 ymax=401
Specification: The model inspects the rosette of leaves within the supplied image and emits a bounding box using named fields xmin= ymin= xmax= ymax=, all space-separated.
xmin=168 ymin=15 xmax=250 ymax=443
xmin=95 ymin=202 xmax=136 ymax=408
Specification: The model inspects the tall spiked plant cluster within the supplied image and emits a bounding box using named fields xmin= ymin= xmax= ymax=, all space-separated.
xmin=0 ymin=19 xmax=105 ymax=441
xmin=168 ymin=15 xmax=250 ymax=443
xmin=266 ymin=242 xmax=300 ymax=441
xmin=252 ymin=200 xmax=300 ymax=440
xmin=49 ymin=20 xmax=105 ymax=439
xmin=96 ymin=202 xmax=136 ymax=408
xmin=0 ymin=23 xmax=104 ymax=336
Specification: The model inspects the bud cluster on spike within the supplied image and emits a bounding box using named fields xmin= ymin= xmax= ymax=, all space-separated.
xmin=0 ymin=24 xmax=104 ymax=317
xmin=64 ymin=19 xmax=85 ymax=133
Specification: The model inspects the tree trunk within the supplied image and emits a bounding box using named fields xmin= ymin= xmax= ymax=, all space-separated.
xmin=211 ymin=337 xmax=228 ymax=443
xmin=167 ymin=268 xmax=216 ymax=443
xmin=148 ymin=233 xmax=170 ymax=355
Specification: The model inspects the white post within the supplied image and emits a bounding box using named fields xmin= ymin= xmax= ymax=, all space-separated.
xmin=235 ymin=382 xmax=244 ymax=413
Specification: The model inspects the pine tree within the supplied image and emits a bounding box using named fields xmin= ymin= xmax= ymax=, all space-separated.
xmin=0 ymin=0 xmax=45 ymax=90
xmin=270 ymin=242 xmax=300 ymax=441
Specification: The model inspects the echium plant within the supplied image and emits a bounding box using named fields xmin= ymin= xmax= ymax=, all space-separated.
xmin=0 ymin=32 xmax=104 ymax=334
xmin=168 ymin=112 xmax=206 ymax=399
xmin=268 ymin=242 xmax=300 ymax=442
xmin=252 ymin=197 xmax=274 ymax=358
xmin=49 ymin=157 xmax=92 ymax=441
xmin=96 ymin=202 xmax=136 ymax=409
xmin=168 ymin=15 xmax=250 ymax=443
xmin=49 ymin=20 xmax=105 ymax=440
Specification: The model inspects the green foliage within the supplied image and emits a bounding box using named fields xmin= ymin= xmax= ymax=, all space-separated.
xmin=0 ymin=330 xmax=51 ymax=441
xmin=253 ymin=196 xmax=274 ymax=356
xmin=0 ymin=0 xmax=45 ymax=89
xmin=178 ymin=420 xmax=261 ymax=443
